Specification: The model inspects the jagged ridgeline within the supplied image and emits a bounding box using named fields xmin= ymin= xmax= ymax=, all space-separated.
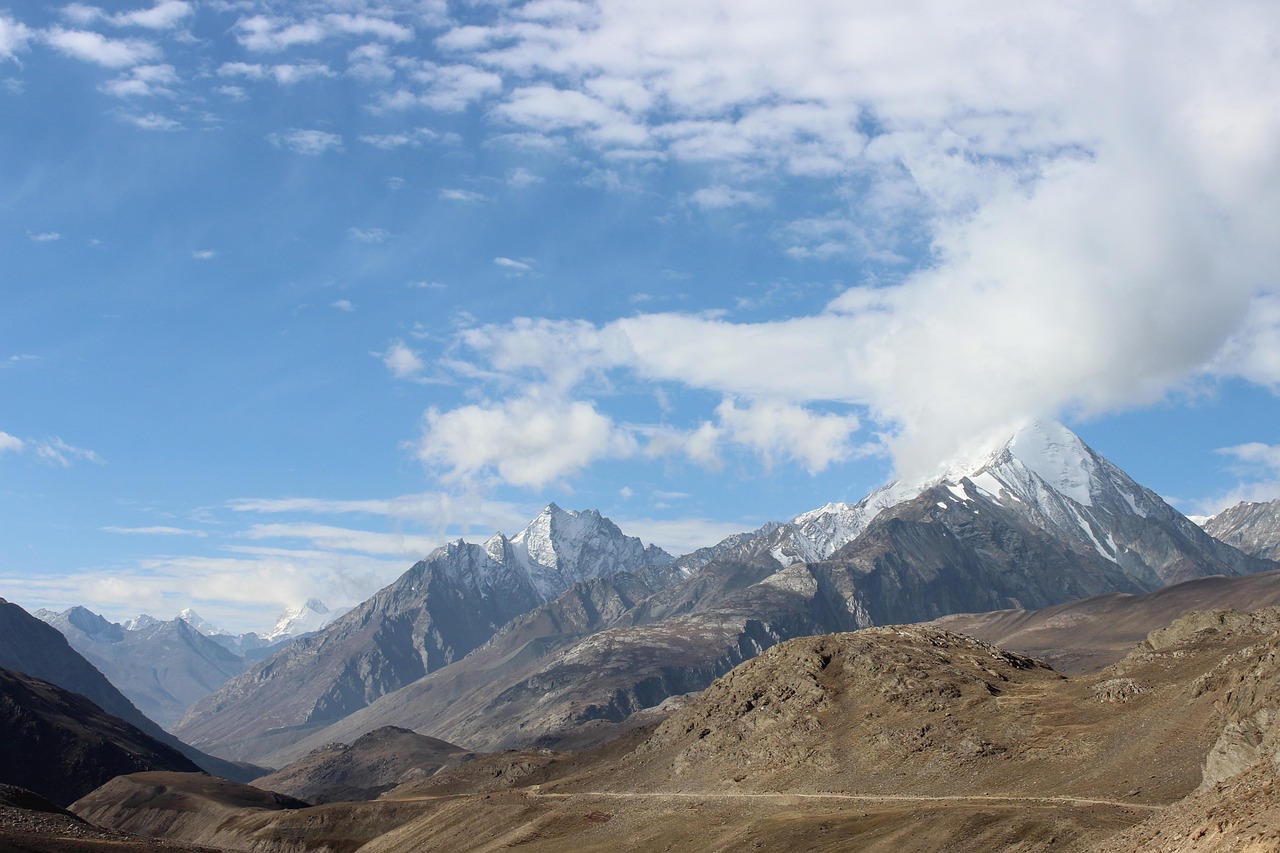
xmin=175 ymin=422 xmax=1276 ymax=766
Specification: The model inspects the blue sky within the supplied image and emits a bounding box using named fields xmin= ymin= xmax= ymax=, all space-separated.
xmin=4 ymin=0 xmax=1280 ymax=632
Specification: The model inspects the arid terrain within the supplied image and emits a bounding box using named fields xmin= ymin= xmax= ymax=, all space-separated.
xmin=7 ymin=603 xmax=1274 ymax=852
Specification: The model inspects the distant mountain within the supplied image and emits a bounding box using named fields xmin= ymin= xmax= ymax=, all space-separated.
xmin=172 ymin=504 xmax=676 ymax=762
xmin=0 ymin=666 xmax=199 ymax=805
xmin=0 ymin=598 xmax=261 ymax=783
xmin=1202 ymin=499 xmax=1280 ymax=561
xmin=263 ymin=598 xmax=346 ymax=643
xmin=38 ymin=607 xmax=248 ymax=729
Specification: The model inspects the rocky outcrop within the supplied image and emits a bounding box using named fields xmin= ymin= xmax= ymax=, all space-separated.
xmin=251 ymin=727 xmax=472 ymax=804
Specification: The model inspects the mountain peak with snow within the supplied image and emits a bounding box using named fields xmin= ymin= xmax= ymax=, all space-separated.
xmin=263 ymin=599 xmax=344 ymax=642
xmin=435 ymin=504 xmax=674 ymax=602
xmin=177 ymin=608 xmax=229 ymax=637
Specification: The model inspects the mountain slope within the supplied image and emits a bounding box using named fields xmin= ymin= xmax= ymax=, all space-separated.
xmin=173 ymin=505 xmax=675 ymax=763
xmin=295 ymin=422 xmax=1277 ymax=753
xmin=0 ymin=598 xmax=260 ymax=783
xmin=38 ymin=607 xmax=247 ymax=729
xmin=1202 ymin=498 xmax=1280 ymax=561
xmin=0 ymin=666 xmax=200 ymax=805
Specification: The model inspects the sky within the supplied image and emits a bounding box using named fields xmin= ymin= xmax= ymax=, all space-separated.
xmin=4 ymin=0 xmax=1280 ymax=633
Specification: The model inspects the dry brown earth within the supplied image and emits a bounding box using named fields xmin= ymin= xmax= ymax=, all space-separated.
xmin=40 ymin=610 xmax=1280 ymax=852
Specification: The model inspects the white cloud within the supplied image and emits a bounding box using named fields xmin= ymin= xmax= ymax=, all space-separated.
xmin=374 ymin=62 xmax=503 ymax=112
xmin=418 ymin=392 xmax=636 ymax=489
xmin=235 ymin=13 xmax=412 ymax=52
xmin=493 ymin=256 xmax=532 ymax=273
xmin=100 ymin=62 xmax=178 ymax=97
xmin=127 ymin=112 xmax=180 ymax=130
xmin=28 ymin=231 xmax=61 ymax=242
xmin=507 ymin=167 xmax=542 ymax=187
xmin=267 ymin=128 xmax=343 ymax=155
xmin=380 ymin=339 xmax=425 ymax=379
xmin=1190 ymin=442 xmax=1280 ymax=516
xmin=64 ymin=2 xmax=192 ymax=30
xmin=359 ymin=128 xmax=438 ymax=149
xmin=44 ymin=27 xmax=160 ymax=67
xmin=0 ymin=14 xmax=32 ymax=61
xmin=331 ymin=299 xmax=355 ymax=312
xmin=711 ymin=398 xmax=861 ymax=474
xmin=439 ymin=188 xmax=488 ymax=203
xmin=192 ymin=249 xmax=215 ymax=260
xmin=219 ymin=60 xmax=335 ymax=85
xmin=115 ymin=1 xmax=192 ymax=30
xmin=0 ymin=431 xmax=23 ymax=453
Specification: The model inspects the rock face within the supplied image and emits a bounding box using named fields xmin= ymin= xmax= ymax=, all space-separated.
xmin=1203 ymin=498 xmax=1280 ymax=561
xmin=173 ymin=504 xmax=676 ymax=762
xmin=0 ymin=667 xmax=200 ymax=805
xmin=37 ymin=607 xmax=247 ymax=729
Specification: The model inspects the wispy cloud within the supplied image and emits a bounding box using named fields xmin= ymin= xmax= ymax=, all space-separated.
xmin=234 ymin=13 xmax=413 ymax=52
xmin=347 ymin=226 xmax=391 ymax=243
xmin=28 ymin=231 xmax=61 ymax=242
xmin=192 ymin=249 xmax=215 ymax=260
xmin=102 ymin=525 xmax=208 ymax=537
xmin=438 ymin=188 xmax=488 ymax=203
xmin=330 ymin=299 xmax=355 ymax=312
xmin=359 ymin=128 xmax=438 ymax=149
xmin=33 ymin=437 xmax=103 ymax=468
xmin=0 ymin=431 xmax=23 ymax=453
xmin=127 ymin=112 xmax=181 ymax=130
xmin=493 ymin=256 xmax=532 ymax=273
xmin=267 ymin=128 xmax=343 ymax=155
xmin=63 ymin=2 xmax=194 ymax=31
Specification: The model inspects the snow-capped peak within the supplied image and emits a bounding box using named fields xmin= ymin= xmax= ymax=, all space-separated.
xmin=766 ymin=421 xmax=1143 ymax=569
xmin=429 ymin=504 xmax=673 ymax=602
xmin=263 ymin=599 xmax=343 ymax=642
xmin=177 ymin=608 xmax=228 ymax=637
xmin=122 ymin=613 xmax=160 ymax=632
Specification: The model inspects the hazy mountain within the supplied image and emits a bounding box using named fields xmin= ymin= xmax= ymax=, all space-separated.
xmin=0 ymin=598 xmax=260 ymax=783
xmin=1202 ymin=498 xmax=1280 ymax=561
xmin=37 ymin=607 xmax=247 ymax=729
xmin=263 ymin=598 xmax=347 ymax=642
xmin=173 ymin=504 xmax=676 ymax=762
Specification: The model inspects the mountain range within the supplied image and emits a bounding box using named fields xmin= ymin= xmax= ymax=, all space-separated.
xmin=6 ymin=419 xmax=1280 ymax=849
xmin=172 ymin=421 xmax=1276 ymax=766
